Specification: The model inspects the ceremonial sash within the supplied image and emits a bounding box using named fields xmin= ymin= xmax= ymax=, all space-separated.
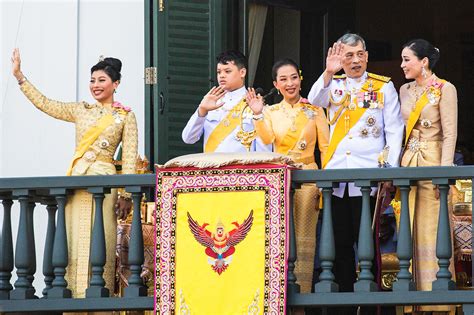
xmin=276 ymin=104 xmax=309 ymax=155
xmin=204 ymin=99 xmax=246 ymax=153
xmin=322 ymin=76 xmax=386 ymax=168
xmin=405 ymin=79 xmax=446 ymax=144
xmin=66 ymin=114 xmax=115 ymax=176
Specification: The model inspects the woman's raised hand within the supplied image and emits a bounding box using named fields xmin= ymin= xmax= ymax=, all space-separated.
xmin=11 ymin=48 xmax=24 ymax=81
xmin=246 ymin=87 xmax=264 ymax=115
xmin=325 ymin=42 xmax=344 ymax=75
xmin=197 ymin=86 xmax=226 ymax=117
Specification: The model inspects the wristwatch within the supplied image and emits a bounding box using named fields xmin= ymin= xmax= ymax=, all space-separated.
xmin=252 ymin=113 xmax=264 ymax=121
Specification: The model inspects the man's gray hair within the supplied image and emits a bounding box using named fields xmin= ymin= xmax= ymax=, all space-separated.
xmin=337 ymin=33 xmax=366 ymax=50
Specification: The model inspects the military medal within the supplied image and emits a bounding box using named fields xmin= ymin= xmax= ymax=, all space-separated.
xmin=366 ymin=115 xmax=376 ymax=126
xmin=368 ymin=79 xmax=374 ymax=92
xmin=223 ymin=119 xmax=230 ymax=127
xmin=359 ymin=127 xmax=369 ymax=137
xmin=112 ymin=111 xmax=122 ymax=124
xmin=372 ymin=125 xmax=381 ymax=138
xmin=302 ymin=107 xmax=315 ymax=119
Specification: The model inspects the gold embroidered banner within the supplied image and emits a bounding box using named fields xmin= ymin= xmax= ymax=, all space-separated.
xmin=155 ymin=164 xmax=289 ymax=314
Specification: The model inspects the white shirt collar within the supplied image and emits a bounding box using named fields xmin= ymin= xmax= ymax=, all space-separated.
xmin=346 ymin=72 xmax=368 ymax=85
xmin=222 ymin=86 xmax=246 ymax=109
xmin=225 ymin=86 xmax=246 ymax=100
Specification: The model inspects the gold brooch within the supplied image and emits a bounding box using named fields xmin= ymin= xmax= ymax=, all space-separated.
xmin=420 ymin=119 xmax=432 ymax=128
xmin=99 ymin=139 xmax=110 ymax=149
xmin=297 ymin=139 xmax=307 ymax=150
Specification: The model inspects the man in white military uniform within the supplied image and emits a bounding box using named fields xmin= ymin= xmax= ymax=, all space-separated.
xmin=182 ymin=50 xmax=271 ymax=153
xmin=308 ymin=33 xmax=403 ymax=314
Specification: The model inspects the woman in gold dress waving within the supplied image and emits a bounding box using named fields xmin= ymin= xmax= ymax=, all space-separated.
xmin=11 ymin=48 xmax=138 ymax=298
xmin=246 ymin=59 xmax=330 ymax=293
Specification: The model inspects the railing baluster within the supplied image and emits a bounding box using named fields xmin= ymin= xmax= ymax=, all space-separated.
xmin=392 ymin=181 xmax=415 ymax=291
xmin=432 ymin=179 xmax=456 ymax=290
xmin=86 ymin=187 xmax=110 ymax=298
xmin=314 ymin=183 xmax=338 ymax=292
xmin=11 ymin=190 xmax=36 ymax=299
xmin=27 ymin=201 xmax=37 ymax=290
xmin=124 ymin=188 xmax=147 ymax=297
xmin=354 ymin=183 xmax=377 ymax=291
xmin=49 ymin=189 xmax=71 ymax=298
xmin=287 ymin=185 xmax=299 ymax=294
xmin=42 ymin=199 xmax=57 ymax=297
xmin=0 ymin=197 xmax=14 ymax=300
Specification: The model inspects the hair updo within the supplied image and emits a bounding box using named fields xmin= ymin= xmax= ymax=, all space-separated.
xmin=272 ymin=58 xmax=300 ymax=81
xmin=90 ymin=57 xmax=122 ymax=82
xmin=403 ymin=39 xmax=440 ymax=70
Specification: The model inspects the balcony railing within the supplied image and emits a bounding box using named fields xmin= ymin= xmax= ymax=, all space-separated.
xmin=0 ymin=166 xmax=474 ymax=313
xmin=289 ymin=166 xmax=474 ymax=313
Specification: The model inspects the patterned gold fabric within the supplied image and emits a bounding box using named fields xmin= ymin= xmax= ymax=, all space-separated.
xmin=20 ymin=80 xmax=138 ymax=174
xmin=19 ymin=81 xmax=138 ymax=306
xmin=400 ymin=76 xmax=457 ymax=314
xmin=293 ymin=183 xmax=319 ymax=293
xmin=252 ymin=100 xmax=329 ymax=293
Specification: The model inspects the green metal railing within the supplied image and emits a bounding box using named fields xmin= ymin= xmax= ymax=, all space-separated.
xmin=0 ymin=174 xmax=155 ymax=313
xmin=288 ymin=166 xmax=474 ymax=314
xmin=1 ymin=167 xmax=474 ymax=313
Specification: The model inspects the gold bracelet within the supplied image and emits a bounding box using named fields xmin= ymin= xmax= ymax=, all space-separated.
xmin=17 ymin=77 xmax=27 ymax=85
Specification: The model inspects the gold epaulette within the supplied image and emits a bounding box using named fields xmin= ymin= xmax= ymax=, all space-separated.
xmin=333 ymin=74 xmax=346 ymax=79
xmin=368 ymin=73 xmax=391 ymax=83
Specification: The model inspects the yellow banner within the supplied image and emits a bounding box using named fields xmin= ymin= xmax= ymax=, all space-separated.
xmin=277 ymin=105 xmax=309 ymax=155
xmin=66 ymin=113 xmax=115 ymax=175
xmin=204 ymin=100 xmax=246 ymax=153
xmin=323 ymin=76 xmax=386 ymax=168
xmin=175 ymin=190 xmax=266 ymax=314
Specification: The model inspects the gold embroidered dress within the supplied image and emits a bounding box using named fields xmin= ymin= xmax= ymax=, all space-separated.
xmin=20 ymin=81 xmax=138 ymax=298
xmin=400 ymin=75 xmax=457 ymax=314
xmin=254 ymin=99 xmax=329 ymax=292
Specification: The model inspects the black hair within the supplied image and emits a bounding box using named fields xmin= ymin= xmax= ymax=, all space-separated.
xmin=90 ymin=57 xmax=122 ymax=82
xmin=403 ymin=39 xmax=440 ymax=70
xmin=216 ymin=50 xmax=247 ymax=69
xmin=271 ymin=58 xmax=300 ymax=81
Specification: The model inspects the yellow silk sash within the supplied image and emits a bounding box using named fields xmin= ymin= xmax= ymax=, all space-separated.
xmin=322 ymin=77 xmax=386 ymax=168
xmin=276 ymin=104 xmax=309 ymax=155
xmin=405 ymin=79 xmax=446 ymax=144
xmin=204 ymin=99 xmax=246 ymax=153
xmin=66 ymin=114 xmax=115 ymax=176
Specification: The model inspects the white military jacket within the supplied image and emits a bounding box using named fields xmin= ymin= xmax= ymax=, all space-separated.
xmin=182 ymin=86 xmax=272 ymax=153
xmin=308 ymin=72 xmax=404 ymax=197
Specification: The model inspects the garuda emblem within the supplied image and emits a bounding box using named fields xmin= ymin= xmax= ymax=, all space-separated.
xmin=187 ymin=210 xmax=254 ymax=275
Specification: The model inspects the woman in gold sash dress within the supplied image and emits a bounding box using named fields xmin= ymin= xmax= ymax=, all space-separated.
xmin=400 ymin=39 xmax=457 ymax=314
xmin=11 ymin=49 xmax=138 ymax=302
xmin=246 ymin=59 xmax=330 ymax=293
